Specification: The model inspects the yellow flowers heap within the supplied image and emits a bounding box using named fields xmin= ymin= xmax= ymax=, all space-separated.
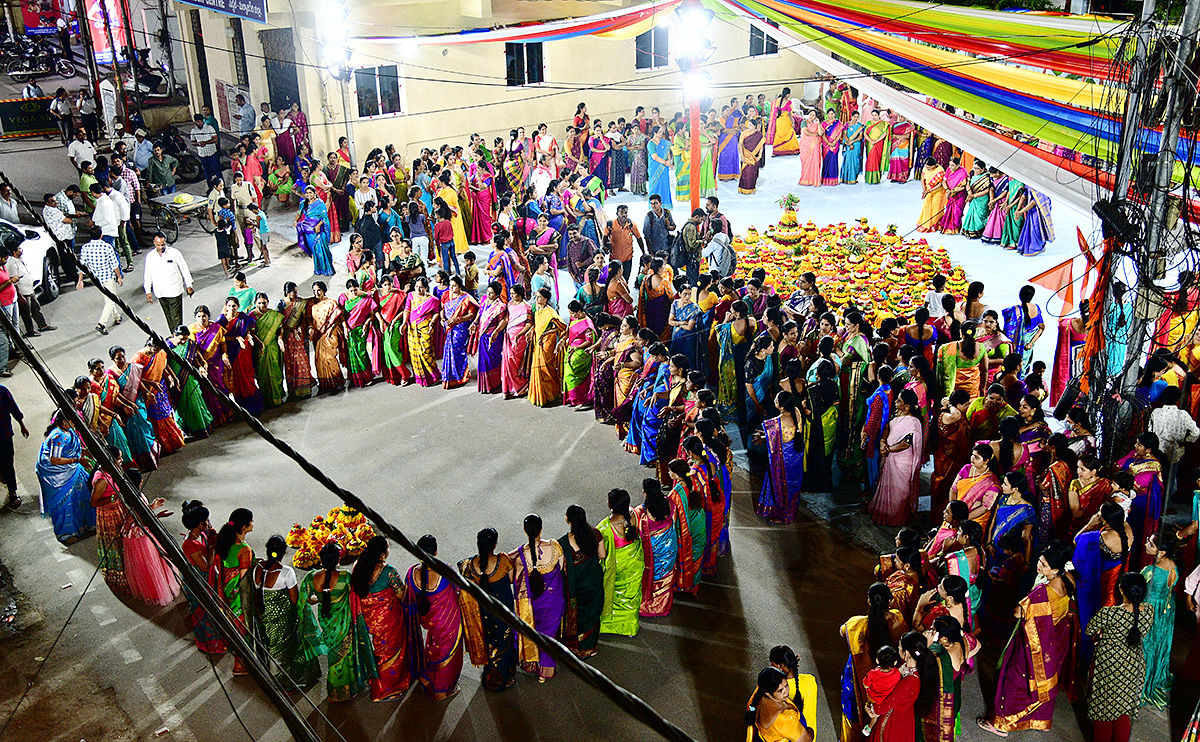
xmin=286 ymin=505 xmax=377 ymax=569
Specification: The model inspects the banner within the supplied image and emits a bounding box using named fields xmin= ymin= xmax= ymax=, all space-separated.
xmin=85 ymin=0 xmax=131 ymax=64
xmin=173 ymin=0 xmax=268 ymax=24
xmin=0 ymin=97 xmax=57 ymax=139
xmin=214 ymin=80 xmax=250 ymax=132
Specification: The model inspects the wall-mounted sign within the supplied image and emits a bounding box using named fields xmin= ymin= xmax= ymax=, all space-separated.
xmin=173 ymin=0 xmax=268 ymax=24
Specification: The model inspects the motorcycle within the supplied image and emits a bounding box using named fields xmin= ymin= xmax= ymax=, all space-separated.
xmin=152 ymin=128 xmax=203 ymax=183
xmin=5 ymin=52 xmax=75 ymax=81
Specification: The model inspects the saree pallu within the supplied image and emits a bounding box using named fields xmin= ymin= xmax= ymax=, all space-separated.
xmin=612 ymin=340 xmax=643 ymax=436
xmin=863 ymin=122 xmax=889 ymax=183
xmin=298 ymin=573 xmax=378 ymax=701
xmin=840 ymin=125 xmax=864 ymax=183
xmin=591 ymin=330 xmax=618 ymax=423
xmin=888 ymin=122 xmax=913 ymax=183
xmin=112 ymin=366 xmax=160 ymax=471
xmin=739 ymin=130 xmax=764 ymax=194
xmin=1073 ymin=529 xmax=1124 ymax=664
xmin=717 ymin=115 xmax=741 ymax=180
xmin=920 ymin=640 xmax=958 ymax=742
xmin=961 ymin=173 xmax=992 ymax=238
xmin=1140 ymin=563 xmax=1175 ymax=707
xmin=94 ymin=487 xmax=127 ymax=593
xmin=181 ymin=534 xmax=225 ymax=654
xmin=1117 ymin=452 xmax=1163 ymax=569
xmin=706 ymin=448 xmax=734 ymax=557
xmin=599 ymin=518 xmax=643 ymax=636
xmin=259 ymin=588 xmax=320 ymax=691
xmin=297 ymin=204 xmax=335 ymax=276
xmin=1017 ymin=190 xmax=1053 ymax=256
xmin=457 ymin=559 xmax=518 ymax=691
xmin=403 ymin=568 xmax=463 ymax=700
xmin=502 ymin=302 xmax=531 ymax=395
xmin=407 ymin=296 xmax=443 ymax=387
xmin=938 ymin=168 xmax=969 ymax=234
xmin=992 ymin=503 xmax=1036 ymax=556
xmin=671 ymin=134 xmax=690 ymax=204
xmin=667 ymin=483 xmax=704 ymax=593
xmin=1000 ymin=180 xmax=1026 ymax=249
xmin=133 ymin=350 xmax=185 ymax=454
xmin=342 ymin=294 xmax=381 ymax=388
xmin=756 ymin=416 xmax=803 ymax=523
xmin=512 ymin=543 xmax=566 ymax=677
xmin=937 ymin=341 xmax=985 ymax=399
xmin=916 ymin=166 xmax=947 ymax=232
xmin=669 ymin=301 xmax=704 ymax=372
xmin=310 ymin=299 xmax=345 ymax=392
xmin=1002 ymin=303 xmax=1045 ymax=373
xmin=281 ymin=300 xmax=315 ymax=399
xmin=647 ymin=138 xmax=672 ymax=208
xmin=471 ymin=299 xmax=506 ymax=393
xmin=1050 ymin=318 xmax=1085 ymax=405
xmin=821 ymin=120 xmax=843 ymax=185
xmin=981 ymin=174 xmax=1011 ymax=243
xmin=441 ymin=293 xmax=478 ymax=389
xmin=625 ymin=364 xmax=669 ymax=464
xmin=558 ymin=536 xmax=604 ymax=657
xmin=468 ymin=170 xmax=495 ymax=245
xmin=870 ymin=416 xmax=924 ymax=527
xmin=38 ymin=433 xmax=94 ymax=540
xmin=529 ymin=306 xmax=566 ymax=406
xmin=628 ymin=134 xmax=648 ymax=195
xmin=991 ymin=584 xmax=1077 ymax=732
xmin=1037 ymin=460 xmax=1073 ymax=544
xmin=378 ymin=293 xmax=411 ymax=385
xmin=840 ymin=610 xmax=905 ymax=742
xmin=248 ymin=309 xmax=285 ymax=406
xmin=635 ymin=507 xmax=677 ymax=617
xmin=360 ymin=567 xmax=411 ymax=701
xmin=947 ymin=548 xmax=983 ymax=623
xmin=563 ymin=317 xmax=596 ymax=405
xmin=770 ymin=100 xmax=800 ymax=156
xmin=217 ymin=314 xmax=264 ymax=416
xmin=638 ymin=277 xmax=671 ymax=341
xmin=716 ymin=321 xmax=753 ymax=421
xmin=803 ymin=383 xmax=838 ymax=493
xmin=951 ymin=465 xmax=1001 ymax=531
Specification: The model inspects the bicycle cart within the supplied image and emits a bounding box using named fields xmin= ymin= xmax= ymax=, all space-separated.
xmin=145 ymin=188 xmax=210 ymax=244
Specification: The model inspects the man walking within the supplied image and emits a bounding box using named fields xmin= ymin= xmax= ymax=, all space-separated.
xmin=190 ymin=113 xmax=221 ymax=183
xmin=564 ymin=223 xmax=598 ymax=289
xmin=607 ymin=204 xmax=645 ymax=280
xmin=144 ymin=233 xmax=193 ymax=330
xmin=76 ymin=226 xmax=123 ymax=335
xmin=89 ymin=182 xmax=118 ymax=248
xmin=6 ymin=242 xmax=55 ymax=337
xmin=49 ymin=88 xmax=73 ymax=144
xmin=677 ymin=209 xmax=704 ymax=283
xmin=643 ymin=194 xmax=675 ymax=259
xmin=67 ymin=128 xmax=96 ymax=173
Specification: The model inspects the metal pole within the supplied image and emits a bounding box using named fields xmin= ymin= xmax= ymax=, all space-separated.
xmin=339 ymin=76 xmax=356 ymax=168
xmin=157 ymin=0 xmax=175 ymax=96
xmin=116 ymin=0 xmax=142 ymax=117
xmin=688 ymin=97 xmax=700 ymax=213
xmin=1112 ymin=0 xmax=1155 ymax=202
xmin=1122 ymin=0 xmax=1200 ymax=391
xmin=74 ymin=0 xmax=102 ymax=98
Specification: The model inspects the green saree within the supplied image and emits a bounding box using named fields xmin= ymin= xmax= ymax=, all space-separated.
xmin=598 ymin=517 xmax=644 ymax=637
xmin=250 ymin=307 xmax=285 ymax=407
xmin=298 ymin=571 xmax=378 ymax=702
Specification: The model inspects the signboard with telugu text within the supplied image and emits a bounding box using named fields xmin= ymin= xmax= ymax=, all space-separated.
xmin=0 ymin=97 xmax=57 ymax=139
xmin=173 ymin=0 xmax=267 ymax=24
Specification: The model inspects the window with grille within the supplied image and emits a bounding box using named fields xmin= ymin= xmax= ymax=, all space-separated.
xmin=635 ymin=27 xmax=669 ymax=70
xmin=229 ymin=18 xmax=249 ymax=88
xmin=505 ymin=43 xmax=545 ymax=87
xmin=750 ymin=25 xmax=779 ymax=57
xmin=355 ymin=65 xmax=403 ymax=118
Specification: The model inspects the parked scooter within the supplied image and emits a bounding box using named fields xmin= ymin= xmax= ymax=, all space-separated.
xmin=5 ymin=52 xmax=75 ymax=81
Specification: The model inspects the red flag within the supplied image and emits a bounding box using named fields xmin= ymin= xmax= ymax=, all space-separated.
xmin=1030 ymin=258 xmax=1075 ymax=312
xmin=1077 ymin=227 xmax=1098 ymax=295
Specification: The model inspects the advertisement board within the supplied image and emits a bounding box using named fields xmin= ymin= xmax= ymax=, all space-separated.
xmin=85 ymin=0 xmax=131 ymax=64
xmin=0 ymin=97 xmax=57 ymax=139
xmin=174 ymin=0 xmax=267 ymax=24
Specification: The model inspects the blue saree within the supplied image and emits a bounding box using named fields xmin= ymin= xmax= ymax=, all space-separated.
xmin=647 ymin=138 xmax=672 ymax=209
xmin=670 ymin=300 xmax=703 ymax=373
xmin=706 ymin=444 xmax=733 ymax=555
xmin=757 ymin=416 xmax=803 ymax=524
xmin=1072 ymin=529 xmax=1124 ymax=663
xmin=840 ymin=122 xmax=864 ymax=183
xmin=36 ymin=428 xmax=94 ymax=541
xmin=298 ymin=198 xmax=334 ymax=276
xmin=1001 ymin=303 xmax=1044 ymax=373
xmin=991 ymin=502 xmax=1035 ymax=552
xmin=624 ymin=362 xmax=669 ymax=466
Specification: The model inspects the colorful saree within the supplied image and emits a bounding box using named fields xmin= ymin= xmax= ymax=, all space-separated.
xmin=403 ymin=567 xmax=463 ymax=700
xmin=309 ymin=298 xmax=345 ymax=392
xmin=511 ymin=541 xmax=566 ymax=678
xmin=634 ymin=502 xmax=677 ymax=617
xmin=246 ymin=308 xmax=284 ymax=407
xmin=110 ymin=364 xmax=160 ymax=471
xmin=501 ymin=300 xmax=531 ymax=396
xmin=769 ymin=98 xmax=799 ymax=156
xmin=920 ymin=640 xmax=958 ymax=742
xmin=991 ymin=583 xmax=1077 ymax=732
xmin=716 ymin=111 xmax=741 ymax=180
xmin=563 ymin=315 xmax=597 ymax=405
xmin=666 ymin=481 xmax=703 ymax=593
xmin=611 ymin=337 xmax=642 ymax=436
xmin=180 ymin=530 xmax=225 ymax=654
xmin=863 ymin=120 xmax=889 ymax=184
xmin=937 ymin=166 xmax=968 ymax=234
xmin=529 ymin=305 xmax=566 ymax=406
xmin=36 ymin=428 xmax=93 ymax=541
xmin=999 ymin=179 xmax=1026 ymax=249
xmin=358 ymin=565 xmax=410 ymax=701
xmin=625 ymin=362 xmax=669 ymax=465
xmin=296 ymin=197 xmax=334 ymax=276
xmin=916 ymin=164 xmax=947 ymax=232
xmin=840 ymin=122 xmax=864 ymax=183
xmin=982 ymin=173 xmax=1011 ymax=244
xmin=637 ymin=274 xmax=672 ymax=341
xmin=950 ymin=464 xmax=1001 ymax=530
xmin=1037 ymin=460 xmax=1073 ymax=544
xmin=870 ymin=415 xmax=924 ymax=526
xmin=217 ymin=312 xmax=264 ymax=416
xmin=406 ymin=294 xmax=442 ymax=387
xmin=378 ymin=291 xmax=411 ymax=385
xmin=598 ymin=517 xmax=643 ymax=636
xmin=458 ymin=555 xmax=517 ymax=690
xmin=281 ymin=298 xmax=315 ymax=399
xmin=888 ymin=121 xmax=913 ymax=182
xmin=961 ymin=171 xmax=992 ymax=238
xmin=298 ymin=571 xmax=377 ymax=701
xmin=441 ymin=292 xmax=478 ymax=389
xmin=822 ymin=119 xmax=844 ymax=186
xmin=471 ymin=296 xmax=506 ymax=393
xmin=738 ymin=128 xmax=764 ymax=194
xmin=591 ymin=328 xmax=619 ymax=423
xmin=756 ymin=415 xmax=803 ymax=523
xmin=341 ymin=293 xmax=381 ymax=388
xmin=1017 ymin=190 xmax=1053 ymax=256
xmin=1117 ymin=451 xmax=1164 ymax=569
xmin=167 ymin=339 xmax=213 ymax=437
xmin=559 ymin=533 xmax=604 ymax=658
xmin=132 ymin=348 xmax=186 ymax=454
xmin=937 ymin=341 xmax=985 ymax=398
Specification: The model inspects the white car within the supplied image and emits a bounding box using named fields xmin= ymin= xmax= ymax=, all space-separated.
xmin=0 ymin=219 xmax=59 ymax=303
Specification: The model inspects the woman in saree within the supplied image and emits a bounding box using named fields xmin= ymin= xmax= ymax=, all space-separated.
xmin=862 ymin=109 xmax=890 ymax=184
xmin=697 ymin=122 xmax=718 ymax=198
xmin=796 ymin=111 xmax=823 ymax=187
xmin=1038 ymin=433 xmax=1077 ymax=544
xmin=888 ymin=117 xmax=913 ymax=183
xmin=803 ymin=358 xmax=839 ymax=494
xmin=999 ymin=179 xmax=1027 ymax=250
xmin=837 ymin=315 xmax=872 ymax=485
xmin=73 ymin=374 xmax=131 ymax=477
xmin=179 ymin=502 xmax=225 ymax=655
xmin=637 ymin=257 xmax=672 ymax=341
xmin=511 ymin=515 xmax=567 ymax=680
xmin=165 ymin=326 xmax=213 ymax=438
xmin=950 ymin=443 xmax=1003 ymax=532
xmin=295 ymin=186 xmax=334 ymax=277
xmin=1117 ymin=432 xmax=1166 ymax=568
xmin=626 ymin=125 xmax=648 ymax=196
xmin=246 ymin=294 xmax=284 ymax=407
xmin=633 ymin=479 xmax=678 ymax=617
xmin=467 ymin=281 xmax=506 ymax=393
xmin=252 ymin=535 xmax=319 ymax=691
xmin=292 ymin=142 xmax=317 ymax=181
xmin=916 ymin=157 xmax=947 ymax=232
xmin=298 ymin=542 xmax=377 ymax=700
xmin=403 ymin=277 xmax=443 ymax=387
xmin=558 ymin=506 xmax=605 ymax=659
xmin=665 ymin=458 xmax=704 ymax=593
xmin=871 ymin=389 xmax=925 ymax=527
xmin=348 ymin=537 xmax=410 ymax=701
xmin=821 ymin=113 xmax=844 ymax=186
xmin=671 ymin=125 xmax=690 ymax=205
xmin=755 ymin=391 xmax=804 ymax=524
xmin=528 ymin=287 xmax=567 ymax=407
xmin=375 ymin=279 xmax=410 ymax=386
xmin=1016 ymin=189 xmax=1054 ymax=257
xmin=107 ymin=346 xmax=160 ymax=471
xmin=467 ymin=149 xmax=495 ymax=246
xmin=1001 ymin=286 xmax=1045 ymax=374
xmin=715 ymin=106 xmax=741 ymax=181
xmin=214 ymin=297 xmax=263 ymax=416
xmin=440 ymin=276 xmax=478 ymax=389
xmin=937 ymin=158 xmax=969 ymax=234
xmin=746 ymin=667 xmax=815 ymax=742
xmin=503 ymin=129 xmax=527 ymax=195
xmin=1140 ymin=530 xmax=1176 ymax=707
xmin=989 ymin=471 xmax=1037 ymax=569
xmin=562 ymin=301 xmax=597 ymax=407
xmin=979 ymin=543 xmax=1078 ymax=735
xmin=976 ymin=310 xmax=1012 ymax=381
xmin=668 ymin=279 xmax=703 ymax=372
xmin=1050 ymin=301 xmax=1089 ymax=405
xmin=279 ymin=283 xmax=315 ymax=399
xmin=646 ymin=126 xmax=673 ymax=207
xmin=599 ymin=488 xmax=644 ymax=636
xmin=625 ymin=343 xmax=671 ymax=463
xmin=937 ymin=320 xmax=986 ymax=398
xmin=339 ymin=279 xmax=381 ymax=388
xmin=839 ymin=582 xmax=907 ymax=742
xmin=401 ymin=536 xmax=463 ymax=701
xmin=1073 ymin=502 xmax=1131 ymax=666
xmin=735 ymin=117 xmax=764 ymax=195
xmin=590 ymin=314 xmax=621 ymax=422
xmin=457 ymin=528 xmax=518 ymax=691
xmin=931 ymin=389 xmax=972 ymax=517
xmin=716 ymin=301 xmax=757 ymax=421
xmin=131 ymin=339 xmax=186 ymax=454
xmin=266 ymin=156 xmax=293 ymax=207
xmin=575 ymin=266 xmax=606 ymax=318
xmin=980 ymin=168 xmax=1011 ymax=244
xmin=501 ymin=284 xmax=533 ymax=398
xmin=310 ymin=165 xmax=342 ymax=245
xmin=840 ymin=111 xmax=864 ymax=184
xmin=587 ymin=121 xmax=610 ymax=192
xmin=604 ymin=259 xmax=633 ymax=318
xmin=768 ymin=88 xmax=800 ymax=156
xmin=37 ymin=413 xmax=93 ymax=544
xmin=612 ymin=320 xmax=646 ymax=436
xmin=309 ymin=281 xmax=346 ymax=393
xmin=960 ymin=161 xmax=992 ymax=239
xmin=216 ymin=509 xmax=256 ymax=676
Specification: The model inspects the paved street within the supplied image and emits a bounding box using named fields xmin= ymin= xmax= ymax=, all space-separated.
xmin=0 ymin=142 xmax=1180 ymax=742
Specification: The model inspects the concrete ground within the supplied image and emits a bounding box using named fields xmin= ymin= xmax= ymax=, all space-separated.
xmin=0 ymin=134 xmax=1185 ymax=742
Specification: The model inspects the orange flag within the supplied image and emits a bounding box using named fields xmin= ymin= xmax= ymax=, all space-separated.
xmin=1077 ymin=227 xmax=1098 ymax=295
xmin=1030 ymin=258 xmax=1075 ymax=312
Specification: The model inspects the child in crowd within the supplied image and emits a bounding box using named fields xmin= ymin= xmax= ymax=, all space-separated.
xmin=926 ymin=274 xmax=949 ymax=317
xmin=861 ymin=645 xmax=903 ymax=736
xmin=216 ymin=198 xmax=245 ymax=263
xmin=433 ymin=207 xmax=459 ymax=276
xmin=215 ymin=217 xmax=234 ymax=277
xmin=462 ymin=251 xmax=478 ymax=297
xmin=1025 ymin=360 xmax=1047 ymax=401
xmin=246 ymin=202 xmax=270 ymax=267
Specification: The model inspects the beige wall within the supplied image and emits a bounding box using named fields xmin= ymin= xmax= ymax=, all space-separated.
xmin=176 ymin=2 xmax=818 ymax=164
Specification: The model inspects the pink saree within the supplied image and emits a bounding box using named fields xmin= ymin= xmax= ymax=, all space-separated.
xmin=938 ymin=166 xmax=969 ymax=234
xmin=502 ymin=301 xmax=531 ymax=396
xmin=869 ymin=416 xmax=925 ymax=526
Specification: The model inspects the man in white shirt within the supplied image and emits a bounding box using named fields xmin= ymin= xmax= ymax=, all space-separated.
xmin=6 ymin=243 xmax=54 ymax=336
xmin=1149 ymin=384 xmax=1200 ymax=498
xmin=0 ymin=185 xmax=18 ymax=224
xmin=41 ymin=192 xmax=78 ymax=283
xmin=109 ymin=122 xmax=136 ymax=154
xmin=143 ymin=233 xmax=193 ymax=330
xmin=21 ymin=81 xmax=43 ymax=99
xmin=89 ymin=182 xmax=118 ymax=248
xmin=190 ymin=113 xmax=221 ymax=183
xmin=130 ymin=129 xmax=154 ymax=171
xmin=49 ymin=88 xmax=73 ymax=144
xmin=76 ymin=90 xmax=98 ymax=143
xmin=232 ymin=94 xmax=256 ymax=136
xmin=67 ymin=129 xmax=96 ymax=173
xmin=104 ymin=181 xmax=134 ymax=271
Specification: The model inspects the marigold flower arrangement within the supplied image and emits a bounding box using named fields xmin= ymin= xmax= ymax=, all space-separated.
xmin=286 ymin=506 xmax=377 ymax=569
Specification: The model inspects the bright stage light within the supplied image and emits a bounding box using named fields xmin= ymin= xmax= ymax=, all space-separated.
xmin=678 ymin=6 xmax=714 ymax=32
xmin=682 ymin=71 xmax=710 ymax=101
xmin=399 ymin=40 xmax=419 ymax=59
